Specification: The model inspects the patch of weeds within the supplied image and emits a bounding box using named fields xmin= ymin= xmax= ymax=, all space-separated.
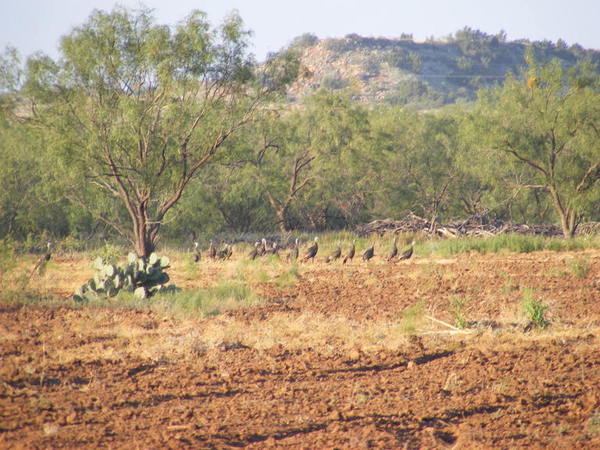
xmin=150 ymin=280 xmax=262 ymax=318
xmin=256 ymin=270 xmax=271 ymax=283
xmin=450 ymin=296 xmax=472 ymax=329
xmin=520 ymin=288 xmax=549 ymax=330
xmin=90 ymin=242 xmax=125 ymax=265
xmin=421 ymin=234 xmax=595 ymax=257
xmin=233 ymin=260 xmax=272 ymax=284
xmin=588 ymin=410 xmax=600 ymax=436
xmin=567 ymin=256 xmax=591 ymax=279
xmin=546 ymin=266 xmax=569 ymax=278
xmin=502 ymin=276 xmax=516 ymax=295
xmin=276 ymin=263 xmax=300 ymax=287
xmin=0 ymin=238 xmax=18 ymax=289
xmin=183 ymin=254 xmax=199 ymax=281
xmin=399 ymin=300 xmax=425 ymax=334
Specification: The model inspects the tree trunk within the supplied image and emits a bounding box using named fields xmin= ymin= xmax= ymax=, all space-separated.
xmin=550 ymin=187 xmax=577 ymax=239
xmin=132 ymin=211 xmax=157 ymax=260
xmin=276 ymin=207 xmax=289 ymax=233
xmin=559 ymin=208 xmax=577 ymax=239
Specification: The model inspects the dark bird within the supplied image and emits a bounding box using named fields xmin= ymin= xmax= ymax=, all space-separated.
xmin=218 ymin=244 xmax=232 ymax=261
xmin=248 ymin=241 xmax=260 ymax=260
xmin=208 ymin=240 xmax=217 ymax=260
xmin=268 ymin=242 xmax=279 ymax=255
xmin=362 ymin=243 xmax=375 ymax=262
xmin=193 ymin=241 xmax=201 ymax=262
xmin=29 ymin=242 xmax=54 ymax=279
xmin=289 ymin=238 xmax=299 ymax=262
xmin=386 ymin=236 xmax=398 ymax=261
xmin=398 ymin=240 xmax=416 ymax=261
xmin=302 ymin=237 xmax=319 ymax=262
xmin=326 ymin=242 xmax=342 ymax=263
xmin=342 ymin=239 xmax=356 ymax=264
xmin=44 ymin=241 xmax=53 ymax=262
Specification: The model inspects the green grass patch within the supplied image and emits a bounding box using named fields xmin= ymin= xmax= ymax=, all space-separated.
xmin=419 ymin=234 xmax=596 ymax=257
xmin=275 ymin=263 xmax=301 ymax=287
xmin=149 ymin=281 xmax=261 ymax=318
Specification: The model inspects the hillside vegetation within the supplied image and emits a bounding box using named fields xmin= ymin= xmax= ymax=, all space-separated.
xmin=285 ymin=28 xmax=600 ymax=108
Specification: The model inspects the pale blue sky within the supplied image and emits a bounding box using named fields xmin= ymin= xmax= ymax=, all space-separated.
xmin=1 ymin=0 xmax=599 ymax=61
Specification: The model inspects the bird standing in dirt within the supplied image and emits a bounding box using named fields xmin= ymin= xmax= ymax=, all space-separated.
xmin=302 ymin=237 xmax=319 ymax=262
xmin=398 ymin=240 xmax=416 ymax=261
xmin=193 ymin=242 xmax=201 ymax=262
xmin=326 ymin=242 xmax=342 ymax=263
xmin=289 ymin=238 xmax=299 ymax=262
xmin=218 ymin=244 xmax=232 ymax=260
xmin=387 ymin=236 xmax=398 ymax=261
xmin=342 ymin=239 xmax=356 ymax=264
xmin=257 ymin=238 xmax=267 ymax=257
xmin=208 ymin=240 xmax=217 ymax=260
xmin=362 ymin=243 xmax=375 ymax=262
xmin=248 ymin=241 xmax=260 ymax=260
xmin=44 ymin=241 xmax=53 ymax=262
xmin=30 ymin=242 xmax=54 ymax=279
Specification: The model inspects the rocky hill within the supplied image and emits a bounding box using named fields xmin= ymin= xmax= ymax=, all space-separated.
xmin=283 ymin=28 xmax=600 ymax=108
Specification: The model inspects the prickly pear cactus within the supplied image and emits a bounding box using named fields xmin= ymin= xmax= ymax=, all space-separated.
xmin=73 ymin=252 xmax=176 ymax=302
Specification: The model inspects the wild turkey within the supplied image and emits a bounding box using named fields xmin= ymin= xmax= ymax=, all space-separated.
xmin=326 ymin=242 xmax=342 ymax=263
xmin=44 ymin=241 xmax=54 ymax=262
xmin=398 ymin=240 xmax=416 ymax=261
xmin=302 ymin=237 xmax=319 ymax=262
xmin=257 ymin=238 xmax=267 ymax=257
xmin=386 ymin=237 xmax=398 ymax=261
xmin=208 ymin=240 xmax=217 ymax=259
xmin=362 ymin=243 xmax=375 ymax=262
xmin=193 ymin=241 xmax=201 ymax=262
xmin=342 ymin=239 xmax=356 ymax=264
xmin=289 ymin=238 xmax=299 ymax=262
xmin=248 ymin=241 xmax=260 ymax=260
xmin=29 ymin=242 xmax=54 ymax=278
xmin=218 ymin=244 xmax=232 ymax=261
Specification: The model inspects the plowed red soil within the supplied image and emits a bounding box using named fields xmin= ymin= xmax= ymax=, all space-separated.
xmin=1 ymin=251 xmax=600 ymax=448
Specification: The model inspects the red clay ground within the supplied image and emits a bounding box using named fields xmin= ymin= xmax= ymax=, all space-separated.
xmin=1 ymin=250 xmax=600 ymax=448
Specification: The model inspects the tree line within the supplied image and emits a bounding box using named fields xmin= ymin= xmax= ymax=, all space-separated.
xmin=1 ymin=7 xmax=600 ymax=257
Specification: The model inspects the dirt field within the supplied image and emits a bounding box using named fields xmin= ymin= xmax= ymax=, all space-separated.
xmin=1 ymin=250 xmax=600 ymax=448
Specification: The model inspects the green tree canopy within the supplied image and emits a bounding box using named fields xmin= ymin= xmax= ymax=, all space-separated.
xmin=5 ymin=7 xmax=296 ymax=257
xmin=465 ymin=56 xmax=600 ymax=237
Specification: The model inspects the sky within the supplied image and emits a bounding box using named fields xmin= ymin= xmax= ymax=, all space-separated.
xmin=1 ymin=0 xmax=599 ymax=62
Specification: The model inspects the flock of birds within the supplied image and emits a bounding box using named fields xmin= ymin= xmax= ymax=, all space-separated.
xmin=191 ymin=236 xmax=415 ymax=264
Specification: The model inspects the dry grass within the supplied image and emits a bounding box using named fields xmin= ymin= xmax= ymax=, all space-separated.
xmin=3 ymin=246 xmax=600 ymax=365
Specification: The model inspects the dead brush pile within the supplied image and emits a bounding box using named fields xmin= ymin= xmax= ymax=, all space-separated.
xmin=356 ymin=213 xmax=569 ymax=238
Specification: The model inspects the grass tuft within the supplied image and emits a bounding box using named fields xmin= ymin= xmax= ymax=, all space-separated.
xmin=567 ymin=256 xmax=591 ymax=279
xmin=399 ymin=300 xmax=425 ymax=334
xmin=521 ymin=288 xmax=549 ymax=330
xmin=450 ymin=296 xmax=472 ymax=329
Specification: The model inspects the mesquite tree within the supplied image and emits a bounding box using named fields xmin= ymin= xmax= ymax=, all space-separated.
xmin=466 ymin=57 xmax=600 ymax=237
xmin=7 ymin=7 xmax=295 ymax=257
